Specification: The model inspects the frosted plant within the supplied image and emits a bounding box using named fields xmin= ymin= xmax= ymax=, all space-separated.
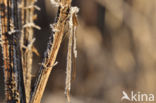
xmin=65 ymin=6 xmax=79 ymax=102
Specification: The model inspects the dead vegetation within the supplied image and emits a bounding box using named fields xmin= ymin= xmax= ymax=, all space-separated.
xmin=42 ymin=0 xmax=156 ymax=103
xmin=1 ymin=0 xmax=156 ymax=103
xmin=0 ymin=0 xmax=79 ymax=103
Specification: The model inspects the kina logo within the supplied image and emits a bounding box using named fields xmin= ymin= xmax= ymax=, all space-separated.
xmin=121 ymin=91 xmax=154 ymax=102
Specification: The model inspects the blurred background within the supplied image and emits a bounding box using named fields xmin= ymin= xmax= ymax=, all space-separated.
xmin=1 ymin=0 xmax=156 ymax=103
xmin=34 ymin=0 xmax=156 ymax=103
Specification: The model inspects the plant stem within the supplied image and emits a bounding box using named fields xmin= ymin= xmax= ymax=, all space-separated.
xmin=30 ymin=0 xmax=72 ymax=103
xmin=0 ymin=0 xmax=26 ymax=102
xmin=20 ymin=0 xmax=40 ymax=102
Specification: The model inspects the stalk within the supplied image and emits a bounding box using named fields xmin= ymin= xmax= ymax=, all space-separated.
xmin=20 ymin=0 xmax=40 ymax=102
xmin=0 ymin=0 xmax=26 ymax=102
xmin=30 ymin=0 xmax=72 ymax=103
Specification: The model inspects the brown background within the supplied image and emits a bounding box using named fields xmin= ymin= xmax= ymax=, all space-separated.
xmin=34 ymin=0 xmax=156 ymax=103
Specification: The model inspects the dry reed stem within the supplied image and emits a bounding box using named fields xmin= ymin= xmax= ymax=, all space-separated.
xmin=0 ymin=0 xmax=26 ymax=102
xmin=0 ymin=0 xmax=19 ymax=102
xmin=20 ymin=0 xmax=40 ymax=102
xmin=30 ymin=0 xmax=72 ymax=103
